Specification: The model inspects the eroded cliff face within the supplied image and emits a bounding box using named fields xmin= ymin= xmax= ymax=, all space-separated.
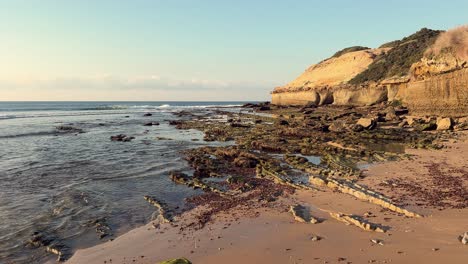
xmin=272 ymin=26 xmax=468 ymax=116
xmin=394 ymin=68 xmax=468 ymax=116
xmin=273 ymin=48 xmax=389 ymax=94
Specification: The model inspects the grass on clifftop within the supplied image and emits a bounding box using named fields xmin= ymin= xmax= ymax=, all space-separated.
xmin=331 ymin=46 xmax=370 ymax=59
xmin=349 ymin=28 xmax=442 ymax=84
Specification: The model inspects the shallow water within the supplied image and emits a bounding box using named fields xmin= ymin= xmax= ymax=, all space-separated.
xmin=0 ymin=101 xmax=245 ymax=263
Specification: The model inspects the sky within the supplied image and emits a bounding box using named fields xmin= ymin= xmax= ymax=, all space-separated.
xmin=0 ymin=0 xmax=467 ymax=101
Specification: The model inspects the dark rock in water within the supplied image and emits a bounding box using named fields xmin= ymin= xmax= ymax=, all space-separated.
xmin=170 ymin=171 xmax=192 ymax=184
xmin=144 ymin=122 xmax=160 ymax=126
xmin=143 ymin=113 xmax=153 ymax=117
xmin=27 ymin=232 xmax=71 ymax=261
xmin=124 ymin=115 xmax=130 ymax=118
xmin=85 ymin=218 xmax=113 ymax=239
xmin=259 ymin=105 xmax=271 ymax=111
xmin=110 ymin=134 xmax=135 ymax=142
xmin=169 ymin=120 xmax=183 ymax=126
xmin=255 ymin=119 xmax=263 ymax=124
xmin=55 ymin=126 xmax=84 ymax=134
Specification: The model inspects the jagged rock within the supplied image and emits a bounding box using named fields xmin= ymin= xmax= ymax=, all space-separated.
xmin=357 ymin=118 xmax=376 ymax=129
xmin=110 ymin=134 xmax=135 ymax=142
xmin=143 ymin=196 xmax=173 ymax=223
xmin=27 ymin=232 xmax=70 ymax=261
xmin=459 ymin=232 xmax=468 ymax=245
xmin=289 ymin=204 xmax=320 ymax=224
xmin=330 ymin=212 xmax=387 ymax=232
xmin=436 ymin=117 xmax=453 ymax=130
xmin=307 ymin=175 xmax=421 ymax=218
xmin=158 ymin=258 xmax=192 ymax=264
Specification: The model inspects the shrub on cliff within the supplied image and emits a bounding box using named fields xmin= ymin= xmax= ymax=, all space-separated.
xmin=349 ymin=28 xmax=442 ymax=84
xmin=331 ymin=46 xmax=370 ymax=59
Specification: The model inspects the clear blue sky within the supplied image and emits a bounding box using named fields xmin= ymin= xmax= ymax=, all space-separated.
xmin=0 ymin=0 xmax=466 ymax=101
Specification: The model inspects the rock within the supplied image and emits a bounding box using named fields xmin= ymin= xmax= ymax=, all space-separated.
xmin=329 ymin=121 xmax=347 ymax=132
xmin=110 ymin=134 xmax=135 ymax=142
xmin=459 ymin=232 xmax=468 ymax=245
xmin=349 ymin=124 xmax=364 ymax=132
xmin=158 ymin=258 xmax=192 ymax=264
xmin=385 ymin=107 xmax=399 ymax=121
xmin=55 ymin=125 xmax=84 ymax=134
xmin=371 ymin=239 xmax=384 ymax=245
xmin=289 ymin=204 xmax=320 ymax=224
xmin=233 ymin=156 xmax=258 ymax=168
xmin=330 ymin=212 xmax=387 ymax=232
xmin=357 ymin=118 xmax=376 ymax=129
xmin=436 ymin=117 xmax=453 ymax=130
xmin=143 ymin=113 xmax=152 ymax=117
xmin=259 ymin=106 xmax=271 ymax=111
xmin=310 ymin=234 xmax=322 ymax=241
xmin=418 ymin=122 xmax=437 ymax=131
xmin=144 ymin=122 xmax=160 ymax=126
xmin=278 ymin=120 xmax=289 ymax=126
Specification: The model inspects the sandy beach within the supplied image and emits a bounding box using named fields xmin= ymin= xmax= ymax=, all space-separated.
xmin=67 ymin=132 xmax=468 ymax=264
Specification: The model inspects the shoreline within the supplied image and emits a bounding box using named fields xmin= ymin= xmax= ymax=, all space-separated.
xmin=66 ymin=129 xmax=468 ymax=264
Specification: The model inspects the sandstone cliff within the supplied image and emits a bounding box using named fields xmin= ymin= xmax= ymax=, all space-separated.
xmin=272 ymin=26 xmax=468 ymax=116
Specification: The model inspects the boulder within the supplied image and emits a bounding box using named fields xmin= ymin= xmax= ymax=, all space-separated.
xmin=357 ymin=118 xmax=376 ymax=129
xmin=436 ymin=117 xmax=453 ymax=130
xmin=459 ymin=232 xmax=468 ymax=245
xmin=143 ymin=113 xmax=153 ymax=117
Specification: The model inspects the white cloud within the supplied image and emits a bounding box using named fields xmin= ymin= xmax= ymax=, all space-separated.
xmin=0 ymin=75 xmax=276 ymax=101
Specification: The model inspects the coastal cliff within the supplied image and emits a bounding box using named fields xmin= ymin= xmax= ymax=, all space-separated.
xmin=272 ymin=26 xmax=468 ymax=116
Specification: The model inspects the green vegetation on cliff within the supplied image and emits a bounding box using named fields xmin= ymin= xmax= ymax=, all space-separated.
xmin=331 ymin=46 xmax=370 ymax=59
xmin=349 ymin=28 xmax=442 ymax=84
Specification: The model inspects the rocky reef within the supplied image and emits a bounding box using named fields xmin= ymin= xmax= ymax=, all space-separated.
xmin=272 ymin=26 xmax=468 ymax=117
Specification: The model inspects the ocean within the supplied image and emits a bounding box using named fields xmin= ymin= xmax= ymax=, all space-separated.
xmin=0 ymin=101 xmax=248 ymax=263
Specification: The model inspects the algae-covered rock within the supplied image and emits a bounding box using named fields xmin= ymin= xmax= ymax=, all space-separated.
xmin=158 ymin=258 xmax=192 ymax=264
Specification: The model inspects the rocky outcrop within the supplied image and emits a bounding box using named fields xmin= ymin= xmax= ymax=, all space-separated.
xmin=289 ymin=204 xmax=320 ymax=224
xmin=272 ymin=26 xmax=468 ymax=117
xmin=329 ymin=212 xmax=387 ymax=232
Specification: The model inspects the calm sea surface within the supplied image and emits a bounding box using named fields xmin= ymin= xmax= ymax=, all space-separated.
xmin=0 ymin=101 xmax=248 ymax=263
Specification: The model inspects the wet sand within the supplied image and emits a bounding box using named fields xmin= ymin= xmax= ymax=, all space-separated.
xmin=67 ymin=132 xmax=468 ymax=264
